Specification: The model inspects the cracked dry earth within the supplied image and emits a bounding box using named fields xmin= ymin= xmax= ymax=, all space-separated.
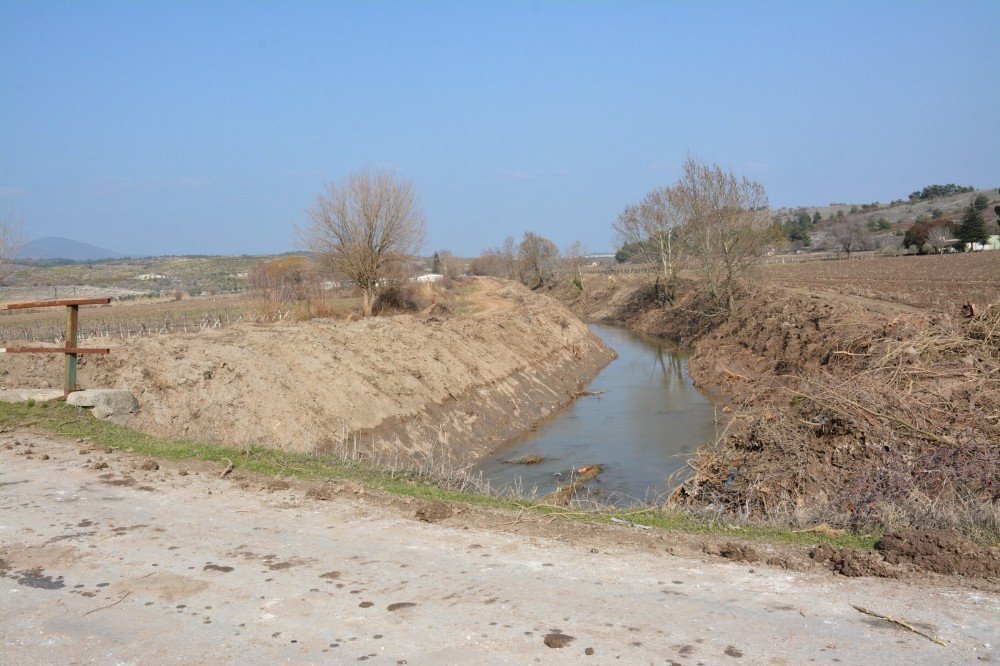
xmin=2 ymin=433 xmax=998 ymax=664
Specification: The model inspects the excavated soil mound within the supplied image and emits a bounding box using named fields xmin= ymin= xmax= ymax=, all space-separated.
xmin=810 ymin=544 xmax=897 ymax=578
xmin=877 ymin=530 xmax=1000 ymax=577
xmin=554 ymin=273 xmax=1000 ymax=542
xmin=679 ymin=288 xmax=1000 ymax=538
xmin=3 ymin=279 xmax=612 ymax=466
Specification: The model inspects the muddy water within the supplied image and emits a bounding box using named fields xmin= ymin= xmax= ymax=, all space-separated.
xmin=475 ymin=325 xmax=717 ymax=506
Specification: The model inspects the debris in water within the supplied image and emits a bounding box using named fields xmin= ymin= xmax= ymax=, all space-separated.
xmin=508 ymin=454 xmax=544 ymax=465
xmin=543 ymin=465 xmax=603 ymax=506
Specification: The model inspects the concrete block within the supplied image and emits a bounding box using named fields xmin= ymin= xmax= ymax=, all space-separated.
xmin=67 ymin=389 xmax=139 ymax=424
xmin=0 ymin=388 xmax=64 ymax=403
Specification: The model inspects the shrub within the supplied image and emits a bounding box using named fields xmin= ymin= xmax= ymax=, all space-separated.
xmin=249 ymin=256 xmax=335 ymax=322
xmin=372 ymin=284 xmax=425 ymax=313
xmin=908 ymin=184 xmax=975 ymax=201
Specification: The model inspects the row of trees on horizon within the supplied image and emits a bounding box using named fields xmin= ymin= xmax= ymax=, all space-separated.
xmin=283 ymin=162 xmax=1000 ymax=319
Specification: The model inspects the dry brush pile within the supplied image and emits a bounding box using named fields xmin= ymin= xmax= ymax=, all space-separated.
xmin=679 ymin=290 xmax=1000 ymax=541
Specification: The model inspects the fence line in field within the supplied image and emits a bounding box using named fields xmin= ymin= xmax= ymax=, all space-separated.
xmin=0 ymin=311 xmax=247 ymax=343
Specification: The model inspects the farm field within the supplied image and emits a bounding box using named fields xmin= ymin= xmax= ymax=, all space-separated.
xmin=0 ymin=292 xmax=367 ymax=343
xmin=11 ymin=254 xmax=283 ymax=294
xmin=0 ymin=293 xmax=253 ymax=342
xmin=759 ymin=251 xmax=1000 ymax=313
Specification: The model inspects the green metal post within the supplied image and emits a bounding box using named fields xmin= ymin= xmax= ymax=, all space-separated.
xmin=65 ymin=304 xmax=78 ymax=395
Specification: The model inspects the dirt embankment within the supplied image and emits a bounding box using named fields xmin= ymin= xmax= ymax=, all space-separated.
xmin=2 ymin=278 xmax=613 ymax=467
xmin=553 ymin=270 xmax=1000 ymax=542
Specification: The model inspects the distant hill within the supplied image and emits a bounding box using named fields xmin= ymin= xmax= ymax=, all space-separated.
xmin=17 ymin=236 xmax=124 ymax=262
xmin=774 ymin=187 xmax=998 ymax=226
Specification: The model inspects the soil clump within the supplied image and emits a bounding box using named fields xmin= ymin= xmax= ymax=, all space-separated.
xmin=876 ymin=530 xmax=1000 ymax=577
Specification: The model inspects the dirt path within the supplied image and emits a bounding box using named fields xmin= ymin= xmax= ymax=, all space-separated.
xmin=463 ymin=277 xmax=517 ymax=317
xmin=3 ymin=433 xmax=998 ymax=664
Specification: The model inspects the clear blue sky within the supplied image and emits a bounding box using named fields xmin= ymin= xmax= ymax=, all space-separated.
xmin=2 ymin=1 xmax=998 ymax=257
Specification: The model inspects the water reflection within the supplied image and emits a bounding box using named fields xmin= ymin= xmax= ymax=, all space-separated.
xmin=474 ymin=324 xmax=717 ymax=506
xmin=650 ymin=338 xmax=685 ymax=386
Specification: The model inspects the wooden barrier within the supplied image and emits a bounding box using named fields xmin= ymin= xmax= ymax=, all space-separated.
xmin=1 ymin=298 xmax=112 ymax=396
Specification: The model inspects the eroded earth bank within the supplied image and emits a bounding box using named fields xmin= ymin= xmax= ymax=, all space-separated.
xmin=553 ymin=264 xmax=1000 ymax=549
xmin=2 ymin=278 xmax=613 ymax=467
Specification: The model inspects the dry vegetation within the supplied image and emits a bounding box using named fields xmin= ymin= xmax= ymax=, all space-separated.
xmin=556 ymin=251 xmax=1000 ymax=542
xmin=682 ymin=288 xmax=999 ymax=542
xmin=246 ymin=256 xmax=356 ymax=322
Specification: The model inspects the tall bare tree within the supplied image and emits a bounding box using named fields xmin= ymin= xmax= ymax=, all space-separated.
xmin=470 ymin=236 xmax=518 ymax=280
xmin=830 ymin=221 xmax=870 ymax=258
xmin=614 ymin=186 xmax=690 ymax=301
xmin=303 ymin=168 xmax=425 ymax=316
xmin=517 ymin=231 xmax=559 ymax=289
xmin=675 ymin=157 xmax=770 ymax=310
xmin=0 ymin=210 xmax=23 ymax=297
xmin=469 ymin=248 xmax=502 ymax=277
xmin=500 ymin=235 xmax=518 ymax=280
xmin=565 ymin=240 xmax=587 ymax=287
xmin=435 ymin=250 xmax=466 ymax=280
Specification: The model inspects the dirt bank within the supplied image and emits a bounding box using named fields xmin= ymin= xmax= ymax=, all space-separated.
xmin=553 ymin=269 xmax=1000 ymax=540
xmin=1 ymin=278 xmax=613 ymax=467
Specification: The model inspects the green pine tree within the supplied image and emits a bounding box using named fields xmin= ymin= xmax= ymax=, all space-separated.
xmin=955 ymin=204 xmax=989 ymax=249
xmin=432 ymin=251 xmax=440 ymax=273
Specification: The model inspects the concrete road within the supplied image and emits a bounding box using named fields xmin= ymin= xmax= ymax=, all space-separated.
xmin=1 ymin=434 xmax=997 ymax=665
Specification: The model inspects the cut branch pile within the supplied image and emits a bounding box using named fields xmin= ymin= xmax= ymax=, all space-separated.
xmin=678 ymin=291 xmax=1000 ymax=541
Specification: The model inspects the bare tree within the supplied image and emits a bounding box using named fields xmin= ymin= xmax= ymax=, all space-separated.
xmin=565 ymin=240 xmax=587 ymax=287
xmin=469 ymin=248 xmax=503 ymax=277
xmin=303 ymin=168 xmax=425 ymax=317
xmin=830 ymin=221 xmax=869 ymax=258
xmin=675 ymin=157 xmax=771 ymax=310
xmin=926 ymin=226 xmax=953 ymax=253
xmin=469 ymin=236 xmax=517 ymax=280
xmin=614 ymin=186 xmax=690 ymax=301
xmin=518 ymin=231 xmax=559 ymax=289
xmin=0 ymin=210 xmax=23 ymax=297
xmin=500 ymin=235 xmax=518 ymax=280
xmin=435 ymin=250 xmax=465 ymax=280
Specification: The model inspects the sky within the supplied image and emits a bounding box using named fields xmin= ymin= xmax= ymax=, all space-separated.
xmin=1 ymin=1 xmax=998 ymax=257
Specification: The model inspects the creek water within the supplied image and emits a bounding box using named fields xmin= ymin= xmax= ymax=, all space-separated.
xmin=475 ymin=324 xmax=718 ymax=506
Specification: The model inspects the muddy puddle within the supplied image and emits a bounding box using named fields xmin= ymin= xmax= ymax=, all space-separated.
xmin=475 ymin=325 xmax=717 ymax=505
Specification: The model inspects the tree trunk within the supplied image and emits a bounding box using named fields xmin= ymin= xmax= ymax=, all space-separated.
xmin=362 ymin=289 xmax=374 ymax=317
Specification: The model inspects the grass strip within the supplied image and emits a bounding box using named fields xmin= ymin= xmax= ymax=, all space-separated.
xmin=0 ymin=400 xmax=877 ymax=550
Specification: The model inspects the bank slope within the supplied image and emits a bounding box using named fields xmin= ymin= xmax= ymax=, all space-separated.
xmin=41 ymin=278 xmax=612 ymax=466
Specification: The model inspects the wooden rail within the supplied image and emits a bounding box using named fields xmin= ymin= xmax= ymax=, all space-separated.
xmin=0 ymin=297 xmax=113 ymax=396
xmin=2 ymin=297 xmax=112 ymax=310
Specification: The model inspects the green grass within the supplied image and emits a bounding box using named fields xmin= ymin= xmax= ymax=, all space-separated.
xmin=0 ymin=400 xmax=878 ymax=550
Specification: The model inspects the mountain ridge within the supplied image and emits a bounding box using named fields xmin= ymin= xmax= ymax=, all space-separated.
xmin=17 ymin=236 xmax=124 ymax=262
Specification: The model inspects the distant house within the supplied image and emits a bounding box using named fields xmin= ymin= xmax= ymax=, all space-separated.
xmin=136 ymin=273 xmax=166 ymax=280
xmin=415 ymin=273 xmax=444 ymax=283
xmin=964 ymin=235 xmax=1000 ymax=252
